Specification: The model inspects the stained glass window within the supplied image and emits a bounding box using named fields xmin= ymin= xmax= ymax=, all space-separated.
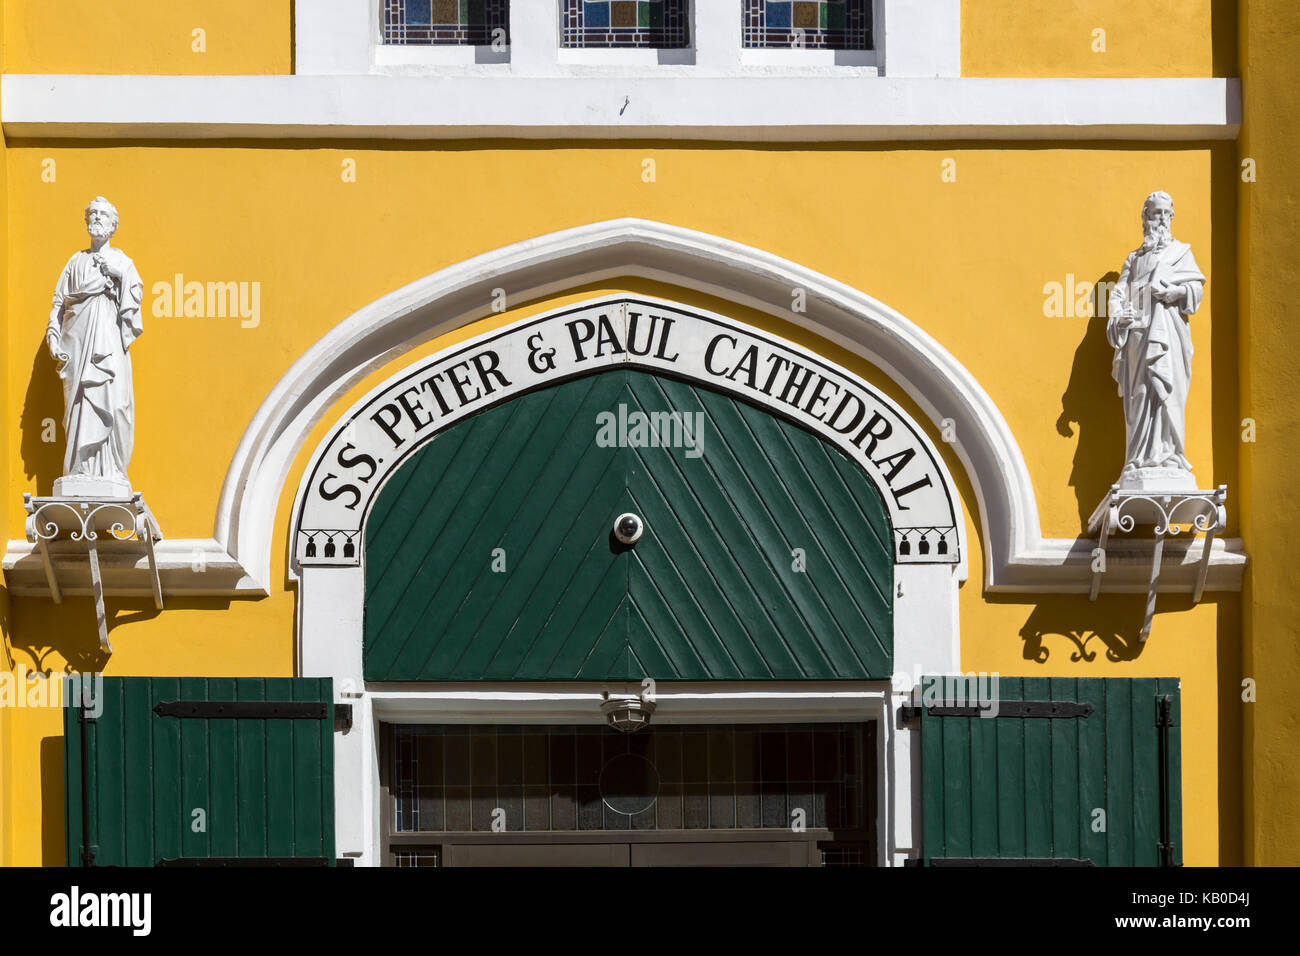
xmin=560 ymin=1 xmax=690 ymax=49
xmin=382 ymin=0 xmax=509 ymax=46
xmin=743 ymin=0 xmax=872 ymax=50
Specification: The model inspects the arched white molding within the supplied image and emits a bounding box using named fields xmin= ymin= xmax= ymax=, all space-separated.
xmin=207 ymin=217 xmax=1240 ymax=597
xmin=5 ymin=217 xmax=1243 ymax=600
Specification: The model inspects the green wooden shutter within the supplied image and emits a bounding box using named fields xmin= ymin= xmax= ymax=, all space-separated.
xmin=65 ymin=677 xmax=336 ymax=867
xmin=920 ymin=677 xmax=1181 ymax=866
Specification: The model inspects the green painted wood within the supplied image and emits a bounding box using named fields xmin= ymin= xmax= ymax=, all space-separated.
xmin=364 ymin=368 xmax=894 ymax=681
xmin=1076 ymin=678 xmax=1107 ymax=865
xmin=921 ymin=677 xmax=1182 ymax=866
xmin=62 ymin=692 xmax=81 ymax=867
xmin=1022 ymin=677 xmax=1052 ymax=857
xmin=993 ymin=677 xmax=1025 ymax=858
xmin=968 ymin=687 xmax=999 ymax=858
xmin=1106 ymin=678 xmax=1134 ymax=865
xmin=63 ymin=676 xmax=335 ymax=867
xmin=1159 ymin=677 xmax=1184 ymax=866
xmin=1049 ymin=677 xmax=1081 ymax=859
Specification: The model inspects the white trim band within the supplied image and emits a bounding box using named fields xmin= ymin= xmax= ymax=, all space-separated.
xmin=0 ymin=75 xmax=1240 ymax=141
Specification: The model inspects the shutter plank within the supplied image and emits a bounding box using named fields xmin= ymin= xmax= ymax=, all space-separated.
xmin=236 ymin=677 xmax=269 ymax=858
xmin=1022 ymin=677 xmax=1051 ymax=857
xmin=180 ymin=677 xmax=211 ymax=859
xmin=1105 ymin=678 xmax=1134 ymax=866
xmin=1158 ymin=677 xmax=1183 ymax=865
xmin=940 ymin=704 xmax=972 ymax=857
xmin=994 ymin=677 xmax=1026 ymax=858
xmin=206 ymin=677 xmax=239 ymax=858
xmin=1131 ymin=677 xmax=1159 ymax=866
xmin=921 ymin=703 xmax=945 ymax=863
xmin=96 ymin=676 xmax=125 ymax=866
xmin=151 ymin=678 xmax=183 ymax=863
xmin=123 ymin=678 xmax=155 ymax=866
xmin=264 ymin=678 xmax=295 ymax=857
xmin=292 ymin=678 xmax=325 ymax=858
xmin=63 ymin=691 xmax=82 ymax=867
xmin=969 ymin=691 xmax=999 ymax=858
xmin=1076 ymin=678 xmax=1107 ymax=865
xmin=1049 ymin=677 xmax=1080 ymax=859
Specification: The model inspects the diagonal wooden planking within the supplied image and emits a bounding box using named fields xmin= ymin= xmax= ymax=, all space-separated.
xmin=364 ymin=368 xmax=894 ymax=681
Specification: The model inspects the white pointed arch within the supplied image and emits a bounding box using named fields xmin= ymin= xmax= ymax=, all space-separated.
xmin=190 ymin=217 xmax=1239 ymax=597
xmin=214 ymin=217 xmax=1028 ymax=594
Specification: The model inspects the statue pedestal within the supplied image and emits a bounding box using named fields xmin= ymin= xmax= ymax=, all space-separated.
xmin=53 ymin=475 xmax=133 ymax=498
xmin=1087 ymin=484 xmax=1227 ymax=641
xmin=23 ymin=492 xmax=164 ymax=654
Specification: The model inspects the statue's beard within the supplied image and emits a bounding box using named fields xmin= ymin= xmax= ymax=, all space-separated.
xmin=87 ymin=221 xmax=115 ymax=239
xmin=1141 ymin=222 xmax=1172 ymax=252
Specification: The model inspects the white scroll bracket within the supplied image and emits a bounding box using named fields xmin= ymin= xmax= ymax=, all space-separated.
xmin=1087 ymin=484 xmax=1228 ymax=641
xmin=22 ymin=492 xmax=164 ymax=654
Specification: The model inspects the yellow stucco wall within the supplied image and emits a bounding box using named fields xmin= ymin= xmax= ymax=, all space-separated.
xmin=4 ymin=0 xmax=291 ymax=75
xmin=1238 ymin=0 xmax=1300 ymax=867
xmin=962 ymin=0 xmax=1235 ymax=77
xmin=0 ymin=142 xmax=1241 ymax=864
xmin=0 ymin=0 xmax=11 ymax=869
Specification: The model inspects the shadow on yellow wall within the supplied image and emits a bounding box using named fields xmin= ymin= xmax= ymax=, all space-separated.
xmin=19 ymin=340 xmax=62 ymax=495
xmin=1055 ymin=271 xmax=1125 ymax=529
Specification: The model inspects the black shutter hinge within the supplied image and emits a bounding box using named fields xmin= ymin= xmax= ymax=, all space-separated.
xmin=901 ymin=701 xmax=1093 ymax=722
xmin=1156 ymin=695 xmax=1174 ymax=727
xmin=153 ymin=700 xmax=329 ymax=719
xmin=334 ymin=703 xmax=353 ymax=732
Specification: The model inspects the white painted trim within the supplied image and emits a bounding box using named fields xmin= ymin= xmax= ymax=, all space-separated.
xmin=331 ymin=674 xmax=903 ymax=866
xmin=878 ymin=0 xmax=960 ymax=77
xmin=0 ymin=75 xmax=1240 ymax=141
xmin=2 ymin=218 xmax=1247 ymax=598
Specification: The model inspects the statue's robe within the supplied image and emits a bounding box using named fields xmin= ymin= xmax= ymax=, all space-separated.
xmin=46 ymin=246 xmax=144 ymax=482
xmin=1106 ymin=239 xmax=1205 ymax=476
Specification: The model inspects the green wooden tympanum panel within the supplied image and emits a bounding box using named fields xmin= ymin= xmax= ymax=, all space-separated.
xmin=364 ymin=369 xmax=894 ymax=681
xmin=64 ymin=677 xmax=335 ymax=866
xmin=920 ymin=676 xmax=1182 ymax=866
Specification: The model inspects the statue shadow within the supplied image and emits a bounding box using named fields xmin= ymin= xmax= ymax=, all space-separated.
xmin=5 ymin=598 xmax=231 ymax=676
xmin=20 ymin=341 xmax=67 ymax=495
xmin=1055 ymin=272 xmax=1125 ymax=531
xmin=1008 ymin=591 xmax=1197 ymax=664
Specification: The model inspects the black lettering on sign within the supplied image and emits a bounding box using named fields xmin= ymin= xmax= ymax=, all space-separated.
xmin=471 ymin=349 xmax=511 ymax=394
xmin=370 ymin=403 xmax=405 ymax=448
xmin=567 ymin=318 xmax=596 ymax=362
xmin=318 ymin=472 xmax=362 ymax=511
xmin=337 ymin=443 xmax=379 ymax=484
xmin=594 ymin=314 xmax=626 ymax=358
xmin=703 ymin=333 xmax=736 ymax=375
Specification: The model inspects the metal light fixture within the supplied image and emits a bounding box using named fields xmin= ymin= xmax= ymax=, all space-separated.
xmin=601 ymin=690 xmax=656 ymax=733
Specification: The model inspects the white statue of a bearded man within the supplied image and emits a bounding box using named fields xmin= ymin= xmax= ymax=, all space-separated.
xmin=46 ymin=197 xmax=144 ymax=496
xmin=1106 ymin=190 xmax=1206 ymax=491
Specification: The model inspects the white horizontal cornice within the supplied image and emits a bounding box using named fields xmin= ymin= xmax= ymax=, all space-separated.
xmin=0 ymin=75 xmax=1239 ymax=141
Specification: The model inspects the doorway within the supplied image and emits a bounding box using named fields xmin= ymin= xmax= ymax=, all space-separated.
xmin=380 ymin=721 xmax=877 ymax=866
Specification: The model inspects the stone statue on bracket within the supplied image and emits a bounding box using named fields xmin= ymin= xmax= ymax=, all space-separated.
xmin=1105 ymin=190 xmax=1206 ymax=492
xmin=45 ymin=197 xmax=144 ymax=497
